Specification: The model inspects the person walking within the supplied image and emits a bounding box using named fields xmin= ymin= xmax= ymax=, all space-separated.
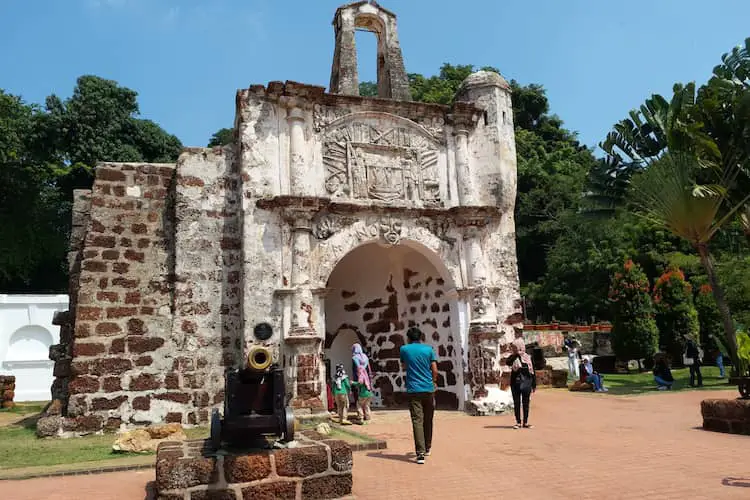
xmin=506 ymin=338 xmax=537 ymax=429
xmin=399 ymin=326 xmax=438 ymax=465
xmin=709 ymin=334 xmax=728 ymax=379
xmin=352 ymin=343 xmax=374 ymax=424
xmin=564 ymin=333 xmax=581 ymax=380
xmin=331 ymin=363 xmax=353 ymax=425
xmin=684 ymin=336 xmax=704 ymax=387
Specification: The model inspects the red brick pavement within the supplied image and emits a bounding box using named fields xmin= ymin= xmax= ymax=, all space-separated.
xmin=3 ymin=389 xmax=749 ymax=500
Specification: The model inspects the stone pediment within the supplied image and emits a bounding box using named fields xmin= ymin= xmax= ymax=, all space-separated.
xmin=321 ymin=111 xmax=444 ymax=207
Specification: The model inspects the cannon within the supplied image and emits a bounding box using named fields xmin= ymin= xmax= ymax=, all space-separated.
xmin=210 ymin=323 xmax=295 ymax=450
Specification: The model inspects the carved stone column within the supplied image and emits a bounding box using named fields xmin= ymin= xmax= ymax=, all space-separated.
xmin=461 ymin=222 xmax=509 ymax=414
xmin=454 ymin=128 xmax=474 ymax=206
xmin=287 ymin=213 xmax=316 ymax=336
xmin=286 ymin=106 xmax=307 ymax=196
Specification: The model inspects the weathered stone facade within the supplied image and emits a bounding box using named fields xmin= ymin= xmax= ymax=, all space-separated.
xmin=40 ymin=0 xmax=521 ymax=434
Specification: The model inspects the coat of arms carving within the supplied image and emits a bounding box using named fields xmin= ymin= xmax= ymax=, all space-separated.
xmin=322 ymin=114 xmax=442 ymax=205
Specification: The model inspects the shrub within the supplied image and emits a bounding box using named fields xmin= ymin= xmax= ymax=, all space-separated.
xmin=609 ymin=260 xmax=659 ymax=363
xmin=653 ymin=267 xmax=699 ymax=364
xmin=694 ymin=284 xmax=723 ymax=352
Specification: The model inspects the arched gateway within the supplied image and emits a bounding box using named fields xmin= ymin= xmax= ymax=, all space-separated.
xmin=41 ymin=1 xmax=522 ymax=436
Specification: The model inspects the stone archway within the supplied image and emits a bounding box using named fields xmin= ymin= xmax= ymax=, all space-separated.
xmin=323 ymin=240 xmax=463 ymax=409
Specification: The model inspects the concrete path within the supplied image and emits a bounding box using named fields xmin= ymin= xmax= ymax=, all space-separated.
xmin=3 ymin=389 xmax=749 ymax=499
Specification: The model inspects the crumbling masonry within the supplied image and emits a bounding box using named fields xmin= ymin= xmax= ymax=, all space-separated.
xmin=39 ymin=1 xmax=522 ymax=436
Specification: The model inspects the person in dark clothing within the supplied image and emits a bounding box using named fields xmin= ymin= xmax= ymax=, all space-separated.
xmin=506 ymin=338 xmax=536 ymax=429
xmin=652 ymin=355 xmax=674 ymax=390
xmin=684 ymin=337 xmax=703 ymax=387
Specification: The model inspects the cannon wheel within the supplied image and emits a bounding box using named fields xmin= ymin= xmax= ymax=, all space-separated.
xmin=210 ymin=409 xmax=222 ymax=451
xmin=283 ymin=407 xmax=295 ymax=442
xmin=739 ymin=380 xmax=750 ymax=399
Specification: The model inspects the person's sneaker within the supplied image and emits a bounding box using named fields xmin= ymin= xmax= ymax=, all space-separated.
xmin=523 ymin=423 xmax=534 ymax=429
xmin=513 ymin=423 xmax=521 ymax=429
xmin=416 ymin=454 xmax=425 ymax=464
xmin=425 ymin=449 xmax=431 ymax=456
xmin=658 ymin=386 xmax=667 ymax=391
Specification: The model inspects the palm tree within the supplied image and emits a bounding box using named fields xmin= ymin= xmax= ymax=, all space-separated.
xmin=630 ymin=152 xmax=750 ymax=372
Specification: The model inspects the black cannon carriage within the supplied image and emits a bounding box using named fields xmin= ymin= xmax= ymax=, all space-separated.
xmin=210 ymin=323 xmax=295 ymax=450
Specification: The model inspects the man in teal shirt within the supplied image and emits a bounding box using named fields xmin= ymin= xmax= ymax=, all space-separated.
xmin=400 ymin=326 xmax=438 ymax=464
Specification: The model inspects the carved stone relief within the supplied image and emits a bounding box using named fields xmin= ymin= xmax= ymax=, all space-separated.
xmin=379 ymin=218 xmax=403 ymax=246
xmin=322 ymin=115 xmax=442 ymax=205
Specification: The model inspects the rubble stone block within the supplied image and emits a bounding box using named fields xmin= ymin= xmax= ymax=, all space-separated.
xmin=275 ymin=445 xmax=329 ymax=477
xmin=224 ymin=453 xmax=272 ymax=483
xmin=240 ymin=482 xmax=297 ymax=500
xmin=301 ymin=473 xmax=353 ymax=499
xmin=322 ymin=439 xmax=353 ymax=472
xmin=156 ymin=455 xmax=216 ymax=491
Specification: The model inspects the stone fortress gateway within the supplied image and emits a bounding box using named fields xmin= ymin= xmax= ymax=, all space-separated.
xmin=39 ymin=1 xmax=522 ymax=435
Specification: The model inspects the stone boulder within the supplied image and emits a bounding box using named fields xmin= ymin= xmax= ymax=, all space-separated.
xmin=113 ymin=424 xmax=187 ymax=453
xmin=569 ymin=381 xmax=594 ymax=392
xmin=36 ymin=415 xmax=62 ymax=438
xmin=315 ymin=422 xmax=332 ymax=436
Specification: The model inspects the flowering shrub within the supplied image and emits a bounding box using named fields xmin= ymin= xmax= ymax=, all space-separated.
xmin=609 ymin=260 xmax=659 ymax=362
xmin=653 ymin=267 xmax=699 ymax=363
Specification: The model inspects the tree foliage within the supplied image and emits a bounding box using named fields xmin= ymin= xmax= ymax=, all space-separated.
xmin=609 ymin=260 xmax=659 ymax=361
xmin=653 ymin=267 xmax=699 ymax=362
xmin=207 ymin=127 xmax=234 ymax=148
xmin=0 ymin=76 xmax=182 ymax=292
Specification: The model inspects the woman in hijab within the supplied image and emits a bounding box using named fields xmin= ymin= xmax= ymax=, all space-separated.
xmin=352 ymin=343 xmax=375 ymax=423
xmin=331 ymin=363 xmax=352 ymax=425
xmin=506 ymin=338 xmax=536 ymax=429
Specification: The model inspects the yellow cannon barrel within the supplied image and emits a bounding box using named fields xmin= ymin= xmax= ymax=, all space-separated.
xmin=247 ymin=345 xmax=273 ymax=371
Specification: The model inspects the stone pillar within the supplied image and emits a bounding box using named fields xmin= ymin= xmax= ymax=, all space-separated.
xmin=461 ymin=222 xmax=510 ymax=415
xmin=282 ymin=210 xmax=324 ymax=412
xmin=454 ymin=129 xmax=474 ymax=206
xmin=286 ymin=107 xmax=307 ymax=196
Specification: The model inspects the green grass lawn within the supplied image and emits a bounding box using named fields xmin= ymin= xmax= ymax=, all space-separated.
xmin=602 ymin=366 xmax=734 ymax=395
xmin=0 ymin=404 xmax=374 ymax=472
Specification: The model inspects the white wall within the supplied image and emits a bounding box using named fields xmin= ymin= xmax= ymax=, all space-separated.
xmin=0 ymin=295 xmax=68 ymax=402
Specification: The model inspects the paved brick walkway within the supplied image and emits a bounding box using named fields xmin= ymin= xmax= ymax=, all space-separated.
xmin=3 ymin=389 xmax=749 ymax=499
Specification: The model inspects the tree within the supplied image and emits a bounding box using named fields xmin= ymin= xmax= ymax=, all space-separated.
xmin=652 ymin=267 xmax=699 ymax=363
xmin=609 ymin=260 xmax=659 ymax=363
xmin=0 ymin=76 xmax=183 ymax=292
xmin=207 ymin=127 xmax=234 ymax=148
xmin=630 ymin=152 xmax=750 ymax=372
xmin=694 ymin=284 xmax=723 ymax=350
xmin=358 ymin=81 xmax=378 ymax=97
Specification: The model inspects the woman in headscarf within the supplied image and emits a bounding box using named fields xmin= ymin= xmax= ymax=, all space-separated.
xmin=331 ymin=363 xmax=352 ymax=425
xmin=506 ymin=338 xmax=536 ymax=429
xmin=352 ymin=343 xmax=375 ymax=423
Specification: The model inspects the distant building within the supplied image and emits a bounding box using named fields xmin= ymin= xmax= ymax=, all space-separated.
xmin=0 ymin=295 xmax=68 ymax=401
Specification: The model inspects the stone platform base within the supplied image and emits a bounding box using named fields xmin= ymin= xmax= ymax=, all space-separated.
xmin=156 ymin=437 xmax=353 ymax=500
xmin=701 ymin=398 xmax=750 ymax=435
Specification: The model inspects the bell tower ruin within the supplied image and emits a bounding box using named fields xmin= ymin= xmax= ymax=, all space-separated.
xmin=39 ymin=1 xmax=521 ymax=436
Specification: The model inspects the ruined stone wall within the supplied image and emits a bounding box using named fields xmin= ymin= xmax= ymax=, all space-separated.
xmin=171 ymin=147 xmax=243 ymax=425
xmin=61 ymin=163 xmax=177 ymax=433
xmin=325 ymin=243 xmax=461 ymax=409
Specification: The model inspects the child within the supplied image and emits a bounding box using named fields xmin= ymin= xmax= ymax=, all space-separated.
xmin=331 ymin=363 xmax=352 ymax=425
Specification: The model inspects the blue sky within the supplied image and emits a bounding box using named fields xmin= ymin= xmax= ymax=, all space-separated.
xmin=2 ymin=0 xmax=749 ymax=152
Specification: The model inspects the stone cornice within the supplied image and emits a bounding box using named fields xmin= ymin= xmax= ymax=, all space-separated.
xmin=256 ymin=196 xmax=504 ymax=225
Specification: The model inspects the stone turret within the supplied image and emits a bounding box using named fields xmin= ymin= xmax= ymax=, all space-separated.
xmin=329 ymin=1 xmax=411 ymax=100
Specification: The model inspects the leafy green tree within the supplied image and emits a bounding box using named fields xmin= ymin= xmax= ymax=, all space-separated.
xmin=358 ymin=81 xmax=378 ymax=97
xmin=0 ymin=76 xmax=183 ymax=292
xmin=717 ymin=256 xmax=750 ymax=328
xmin=609 ymin=260 xmax=659 ymax=362
xmin=694 ymin=283 xmax=724 ymax=350
xmin=652 ymin=267 xmax=699 ymax=363
xmin=630 ymin=152 xmax=749 ymax=371
xmin=207 ymin=127 xmax=234 ymax=148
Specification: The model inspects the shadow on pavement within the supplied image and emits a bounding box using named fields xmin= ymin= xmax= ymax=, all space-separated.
xmin=483 ymin=425 xmax=518 ymax=430
xmin=144 ymin=481 xmax=156 ymax=499
xmin=365 ymin=451 xmax=415 ymax=464
xmin=723 ymin=477 xmax=750 ymax=488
